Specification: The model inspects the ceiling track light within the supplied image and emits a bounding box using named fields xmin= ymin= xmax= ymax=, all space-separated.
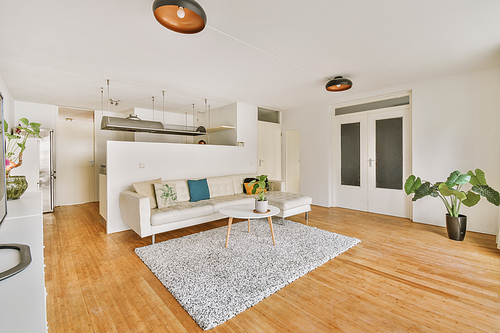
xmin=152 ymin=0 xmax=207 ymax=34
xmin=325 ymin=76 xmax=353 ymax=92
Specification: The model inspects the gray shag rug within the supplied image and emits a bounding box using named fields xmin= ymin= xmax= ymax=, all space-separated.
xmin=135 ymin=219 xmax=360 ymax=330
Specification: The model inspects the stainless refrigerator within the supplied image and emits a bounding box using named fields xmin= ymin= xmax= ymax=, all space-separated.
xmin=38 ymin=129 xmax=55 ymax=213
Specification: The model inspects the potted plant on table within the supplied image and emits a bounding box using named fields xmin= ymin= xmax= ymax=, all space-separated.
xmin=249 ymin=174 xmax=270 ymax=213
xmin=404 ymin=168 xmax=500 ymax=241
xmin=2 ymin=118 xmax=42 ymax=200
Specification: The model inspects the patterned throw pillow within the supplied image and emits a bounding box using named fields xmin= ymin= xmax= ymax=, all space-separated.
xmin=154 ymin=183 xmax=179 ymax=208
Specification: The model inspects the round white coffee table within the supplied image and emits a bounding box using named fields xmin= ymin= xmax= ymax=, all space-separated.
xmin=219 ymin=204 xmax=280 ymax=248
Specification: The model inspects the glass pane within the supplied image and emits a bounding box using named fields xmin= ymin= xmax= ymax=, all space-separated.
xmin=341 ymin=122 xmax=360 ymax=186
xmin=376 ymin=117 xmax=403 ymax=189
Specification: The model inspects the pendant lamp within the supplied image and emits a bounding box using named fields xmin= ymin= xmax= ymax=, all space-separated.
xmin=325 ymin=76 xmax=353 ymax=92
xmin=153 ymin=0 xmax=207 ymax=34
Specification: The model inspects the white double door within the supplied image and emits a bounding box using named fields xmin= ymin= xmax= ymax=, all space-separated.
xmin=334 ymin=106 xmax=411 ymax=218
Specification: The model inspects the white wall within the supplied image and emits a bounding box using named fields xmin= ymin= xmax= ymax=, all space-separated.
xmin=282 ymin=66 xmax=500 ymax=235
xmin=0 ymin=75 xmax=14 ymax=125
xmin=106 ymin=141 xmax=258 ymax=233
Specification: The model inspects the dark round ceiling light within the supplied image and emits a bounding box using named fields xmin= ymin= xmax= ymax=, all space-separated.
xmin=325 ymin=76 xmax=353 ymax=92
xmin=153 ymin=0 xmax=207 ymax=34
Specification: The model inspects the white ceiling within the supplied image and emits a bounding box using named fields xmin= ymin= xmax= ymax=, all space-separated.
xmin=1 ymin=0 xmax=499 ymax=114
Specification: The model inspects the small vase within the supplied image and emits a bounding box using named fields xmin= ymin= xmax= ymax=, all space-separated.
xmin=6 ymin=175 xmax=29 ymax=200
xmin=446 ymin=214 xmax=467 ymax=241
xmin=255 ymin=199 xmax=268 ymax=213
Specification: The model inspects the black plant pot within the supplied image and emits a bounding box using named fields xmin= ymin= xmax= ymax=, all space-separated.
xmin=446 ymin=214 xmax=467 ymax=241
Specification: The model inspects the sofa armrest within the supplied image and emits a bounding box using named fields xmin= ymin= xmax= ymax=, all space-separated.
xmin=119 ymin=191 xmax=152 ymax=238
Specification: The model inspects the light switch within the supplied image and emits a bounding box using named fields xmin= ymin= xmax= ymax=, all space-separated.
xmin=139 ymin=163 xmax=145 ymax=168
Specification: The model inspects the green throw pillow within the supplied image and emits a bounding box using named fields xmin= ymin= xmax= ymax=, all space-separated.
xmin=154 ymin=183 xmax=179 ymax=208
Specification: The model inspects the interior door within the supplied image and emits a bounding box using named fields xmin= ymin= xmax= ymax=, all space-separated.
xmin=334 ymin=106 xmax=410 ymax=218
xmin=367 ymin=108 xmax=411 ymax=217
xmin=38 ymin=129 xmax=54 ymax=213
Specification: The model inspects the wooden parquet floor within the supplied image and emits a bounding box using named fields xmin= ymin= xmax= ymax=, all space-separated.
xmin=43 ymin=203 xmax=500 ymax=332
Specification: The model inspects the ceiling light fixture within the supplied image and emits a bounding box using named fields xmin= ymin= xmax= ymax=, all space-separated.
xmin=152 ymin=0 xmax=207 ymax=34
xmin=325 ymin=76 xmax=353 ymax=92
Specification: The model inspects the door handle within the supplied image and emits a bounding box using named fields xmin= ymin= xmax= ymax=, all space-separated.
xmin=368 ymin=158 xmax=375 ymax=167
xmin=88 ymin=160 xmax=95 ymax=167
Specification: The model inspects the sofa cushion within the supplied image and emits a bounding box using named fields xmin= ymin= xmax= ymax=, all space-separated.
xmin=267 ymin=191 xmax=312 ymax=211
xmin=207 ymin=176 xmax=235 ymax=198
xmin=188 ymin=178 xmax=210 ymax=202
xmin=132 ymin=178 xmax=162 ymax=209
xmin=164 ymin=179 xmax=190 ymax=202
xmin=154 ymin=183 xmax=178 ymax=208
xmin=209 ymin=194 xmax=255 ymax=213
xmin=231 ymin=173 xmax=257 ymax=194
xmin=151 ymin=201 xmax=214 ymax=226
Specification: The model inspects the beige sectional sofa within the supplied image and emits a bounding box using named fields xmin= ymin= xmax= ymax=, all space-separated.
xmin=119 ymin=173 xmax=312 ymax=243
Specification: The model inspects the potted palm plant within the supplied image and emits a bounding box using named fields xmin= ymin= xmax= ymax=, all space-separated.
xmin=404 ymin=168 xmax=500 ymax=241
xmin=249 ymin=175 xmax=269 ymax=213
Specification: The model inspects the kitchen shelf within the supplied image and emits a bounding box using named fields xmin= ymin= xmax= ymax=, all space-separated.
xmin=207 ymin=126 xmax=235 ymax=133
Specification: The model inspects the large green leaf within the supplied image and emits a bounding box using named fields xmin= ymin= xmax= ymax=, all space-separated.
xmin=472 ymin=185 xmax=500 ymax=206
xmin=445 ymin=171 xmax=470 ymax=188
xmin=462 ymin=191 xmax=480 ymax=207
xmin=439 ymin=183 xmax=467 ymax=201
xmin=413 ymin=181 xmax=438 ymax=201
xmin=468 ymin=169 xmax=487 ymax=186
xmin=3 ymin=119 xmax=7 ymax=133
xmin=404 ymin=175 xmax=421 ymax=195
xmin=19 ymin=118 xmax=29 ymax=126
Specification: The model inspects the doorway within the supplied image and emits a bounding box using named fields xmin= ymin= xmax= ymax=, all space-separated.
xmin=333 ymin=106 xmax=411 ymax=218
xmin=286 ymin=129 xmax=300 ymax=194
xmin=56 ymin=108 xmax=96 ymax=205
xmin=257 ymin=121 xmax=281 ymax=180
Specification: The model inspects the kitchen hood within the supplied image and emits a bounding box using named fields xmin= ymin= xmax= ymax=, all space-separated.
xmin=101 ymin=114 xmax=206 ymax=136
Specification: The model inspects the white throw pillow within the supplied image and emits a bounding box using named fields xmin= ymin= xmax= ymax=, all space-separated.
xmin=132 ymin=178 xmax=162 ymax=209
xmin=154 ymin=183 xmax=179 ymax=208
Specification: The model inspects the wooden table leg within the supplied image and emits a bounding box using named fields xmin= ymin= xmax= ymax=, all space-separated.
xmin=225 ymin=217 xmax=233 ymax=248
xmin=248 ymin=219 xmax=250 ymax=233
xmin=267 ymin=216 xmax=276 ymax=246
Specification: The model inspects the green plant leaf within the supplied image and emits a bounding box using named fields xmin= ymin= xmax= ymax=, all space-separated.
xmin=413 ymin=181 xmax=438 ymax=201
xmin=404 ymin=175 xmax=421 ymax=195
xmin=445 ymin=171 xmax=470 ymax=188
xmin=19 ymin=118 xmax=29 ymax=126
xmin=468 ymin=169 xmax=487 ymax=186
xmin=3 ymin=120 xmax=7 ymax=133
xmin=462 ymin=191 xmax=480 ymax=207
xmin=439 ymin=183 xmax=467 ymax=201
xmin=471 ymin=185 xmax=500 ymax=206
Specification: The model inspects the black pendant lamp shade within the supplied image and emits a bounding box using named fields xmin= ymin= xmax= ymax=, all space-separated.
xmin=153 ymin=0 xmax=207 ymax=34
xmin=326 ymin=76 xmax=353 ymax=92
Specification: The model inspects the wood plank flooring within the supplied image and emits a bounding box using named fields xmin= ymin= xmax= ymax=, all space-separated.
xmin=43 ymin=203 xmax=500 ymax=332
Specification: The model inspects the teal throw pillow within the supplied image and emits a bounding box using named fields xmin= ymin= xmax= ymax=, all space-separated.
xmin=188 ymin=178 xmax=210 ymax=202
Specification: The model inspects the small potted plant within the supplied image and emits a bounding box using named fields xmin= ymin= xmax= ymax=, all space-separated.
xmin=2 ymin=118 xmax=42 ymax=200
xmin=249 ymin=175 xmax=269 ymax=213
xmin=404 ymin=168 xmax=500 ymax=241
